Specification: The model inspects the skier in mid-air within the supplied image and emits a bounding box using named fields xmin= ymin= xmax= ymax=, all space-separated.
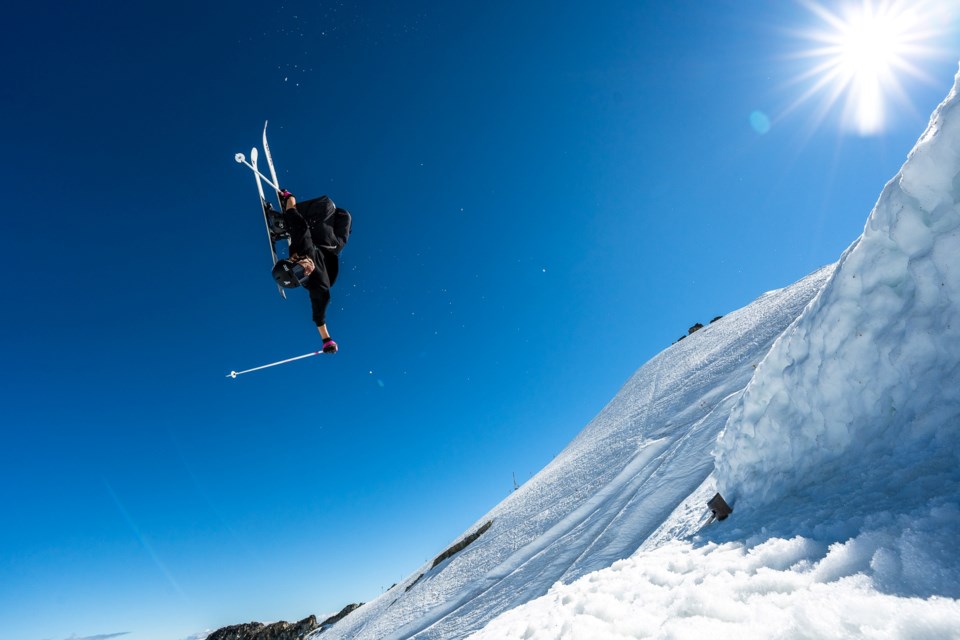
xmin=270 ymin=190 xmax=352 ymax=354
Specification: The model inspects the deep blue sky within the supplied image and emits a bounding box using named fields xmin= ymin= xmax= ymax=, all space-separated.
xmin=2 ymin=2 xmax=957 ymax=639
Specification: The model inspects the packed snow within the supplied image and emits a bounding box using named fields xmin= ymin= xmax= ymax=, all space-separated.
xmin=315 ymin=66 xmax=960 ymax=640
xmin=320 ymin=237 xmax=831 ymax=640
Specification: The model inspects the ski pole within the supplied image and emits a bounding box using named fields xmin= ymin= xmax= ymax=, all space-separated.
xmin=226 ymin=350 xmax=323 ymax=379
xmin=234 ymin=152 xmax=280 ymax=191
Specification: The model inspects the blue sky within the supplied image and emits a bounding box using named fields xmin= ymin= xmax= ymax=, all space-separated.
xmin=1 ymin=1 xmax=958 ymax=639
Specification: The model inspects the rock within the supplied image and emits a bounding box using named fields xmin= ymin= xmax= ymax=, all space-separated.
xmin=432 ymin=520 xmax=493 ymax=569
xmin=207 ymin=615 xmax=318 ymax=640
xmin=320 ymin=604 xmax=363 ymax=631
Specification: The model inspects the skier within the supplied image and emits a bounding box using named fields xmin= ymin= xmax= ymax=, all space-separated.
xmin=270 ymin=191 xmax=352 ymax=354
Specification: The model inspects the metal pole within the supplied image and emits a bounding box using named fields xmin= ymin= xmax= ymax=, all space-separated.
xmin=226 ymin=350 xmax=323 ymax=379
xmin=234 ymin=152 xmax=280 ymax=191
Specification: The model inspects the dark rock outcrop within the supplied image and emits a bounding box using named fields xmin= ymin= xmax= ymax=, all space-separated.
xmin=405 ymin=521 xmax=495 ymax=593
xmin=320 ymin=604 xmax=363 ymax=631
xmin=431 ymin=520 xmax=493 ymax=569
xmin=207 ymin=615 xmax=318 ymax=640
xmin=675 ymin=318 xmax=722 ymax=344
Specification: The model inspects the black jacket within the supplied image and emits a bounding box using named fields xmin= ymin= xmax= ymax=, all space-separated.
xmin=282 ymin=196 xmax=352 ymax=326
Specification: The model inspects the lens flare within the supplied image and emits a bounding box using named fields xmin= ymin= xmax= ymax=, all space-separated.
xmin=750 ymin=110 xmax=772 ymax=134
xmin=788 ymin=0 xmax=954 ymax=135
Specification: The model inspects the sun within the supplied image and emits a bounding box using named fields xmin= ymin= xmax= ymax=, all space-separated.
xmin=789 ymin=0 xmax=953 ymax=135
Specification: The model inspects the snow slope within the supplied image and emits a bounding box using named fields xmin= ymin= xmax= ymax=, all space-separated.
xmin=467 ymin=66 xmax=960 ymax=638
xmin=318 ymin=62 xmax=960 ymax=640
xmin=319 ymin=267 xmax=830 ymax=639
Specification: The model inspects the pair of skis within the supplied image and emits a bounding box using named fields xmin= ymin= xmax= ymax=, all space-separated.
xmin=235 ymin=120 xmax=288 ymax=299
xmin=228 ymin=122 xmax=329 ymax=379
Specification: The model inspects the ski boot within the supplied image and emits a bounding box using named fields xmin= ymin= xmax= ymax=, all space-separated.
xmin=322 ymin=338 xmax=338 ymax=354
xmin=263 ymin=202 xmax=289 ymax=241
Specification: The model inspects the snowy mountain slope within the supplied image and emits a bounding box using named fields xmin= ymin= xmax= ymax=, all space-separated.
xmin=320 ymin=66 xmax=960 ymax=638
xmin=318 ymin=266 xmax=832 ymax=640
xmin=464 ymin=66 xmax=960 ymax=638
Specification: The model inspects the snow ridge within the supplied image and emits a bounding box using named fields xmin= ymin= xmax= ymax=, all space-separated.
xmin=714 ymin=65 xmax=960 ymax=523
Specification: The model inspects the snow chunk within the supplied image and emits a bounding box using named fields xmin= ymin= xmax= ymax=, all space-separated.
xmin=470 ymin=518 xmax=960 ymax=640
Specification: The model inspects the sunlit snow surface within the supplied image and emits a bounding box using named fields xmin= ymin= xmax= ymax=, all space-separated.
xmin=318 ymin=66 xmax=960 ymax=640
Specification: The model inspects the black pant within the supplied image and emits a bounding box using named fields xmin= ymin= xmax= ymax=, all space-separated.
xmin=283 ymin=200 xmax=339 ymax=326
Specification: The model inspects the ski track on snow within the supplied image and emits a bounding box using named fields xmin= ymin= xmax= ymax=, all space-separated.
xmin=317 ymin=268 xmax=832 ymax=640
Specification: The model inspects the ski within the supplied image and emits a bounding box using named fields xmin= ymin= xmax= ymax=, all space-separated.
xmin=251 ymin=147 xmax=287 ymax=299
xmin=235 ymin=123 xmax=300 ymax=301
xmin=263 ymin=120 xmax=283 ymax=210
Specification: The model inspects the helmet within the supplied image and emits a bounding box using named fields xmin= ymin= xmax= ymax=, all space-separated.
xmin=272 ymin=259 xmax=310 ymax=288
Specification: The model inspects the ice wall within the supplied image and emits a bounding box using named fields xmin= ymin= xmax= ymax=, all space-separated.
xmin=715 ymin=65 xmax=960 ymax=513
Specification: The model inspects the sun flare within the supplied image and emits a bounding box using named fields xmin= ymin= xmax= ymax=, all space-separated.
xmin=791 ymin=0 xmax=953 ymax=135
